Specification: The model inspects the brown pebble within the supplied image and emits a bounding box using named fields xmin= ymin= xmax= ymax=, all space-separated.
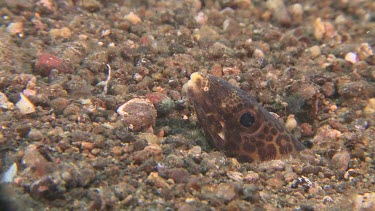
xmin=300 ymin=123 xmax=314 ymax=137
xmin=266 ymin=0 xmax=291 ymax=26
xmin=81 ymin=141 xmax=94 ymax=151
xmin=331 ymin=151 xmax=350 ymax=171
xmin=211 ymin=64 xmax=223 ymax=77
xmin=117 ymin=98 xmax=157 ymax=132
xmin=266 ymin=177 xmax=284 ymax=188
xmin=112 ymin=146 xmax=123 ymax=156
xmin=216 ymin=183 xmax=238 ymax=203
xmin=168 ymin=168 xmax=190 ymax=183
xmin=35 ymin=54 xmax=73 ymax=77
xmin=50 ymin=98 xmax=70 ymax=113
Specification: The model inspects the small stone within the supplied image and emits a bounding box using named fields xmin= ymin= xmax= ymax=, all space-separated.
xmin=289 ymin=3 xmax=303 ymax=24
xmin=124 ymin=12 xmax=141 ymax=25
xmin=1 ymin=163 xmax=17 ymax=183
xmin=117 ymin=98 xmax=157 ymax=132
xmin=112 ymin=146 xmax=123 ymax=156
xmin=253 ymin=49 xmax=264 ymax=58
xmin=363 ymin=98 xmax=375 ymax=116
xmin=80 ymin=0 xmax=102 ymax=12
xmin=168 ymin=168 xmax=190 ymax=183
xmin=210 ymin=64 xmax=222 ymax=77
xmin=35 ymin=54 xmax=73 ymax=77
xmin=16 ymin=93 xmax=36 ymax=114
xmin=216 ymin=183 xmax=238 ymax=203
xmin=309 ymin=45 xmax=321 ymax=58
xmin=312 ymin=125 xmax=341 ymax=145
xmin=0 ymin=92 xmax=14 ymax=110
xmin=195 ymin=11 xmax=208 ymax=25
xmin=331 ymin=151 xmax=350 ymax=171
xmin=300 ymin=123 xmax=314 ymax=137
xmin=22 ymin=144 xmax=50 ymax=176
xmin=356 ymin=43 xmax=373 ymax=60
xmin=28 ymin=129 xmax=44 ymax=141
xmin=266 ymin=177 xmax=284 ymax=188
xmin=322 ymin=82 xmax=336 ymax=97
xmin=6 ymin=22 xmax=23 ymax=35
xmin=266 ymin=0 xmax=291 ymax=26
xmin=258 ymin=160 xmax=285 ymax=172
xmin=63 ymin=104 xmax=80 ymax=116
xmin=50 ymin=98 xmax=70 ymax=113
xmin=285 ymin=114 xmax=297 ymax=131
xmin=144 ymin=144 xmax=163 ymax=161
xmin=353 ymin=192 xmax=375 ymax=210
xmin=147 ymin=172 xmax=171 ymax=189
xmin=60 ymin=27 xmax=72 ymax=39
xmin=244 ymin=172 xmax=259 ymax=183
xmin=145 ymin=92 xmax=175 ymax=116
xmin=314 ymin=18 xmax=336 ymax=40
xmin=345 ymin=52 xmax=358 ymax=64
xmin=81 ymin=141 xmax=94 ymax=151
xmin=226 ymin=171 xmax=243 ymax=182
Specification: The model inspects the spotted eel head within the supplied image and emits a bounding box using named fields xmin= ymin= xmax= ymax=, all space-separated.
xmin=187 ymin=72 xmax=305 ymax=162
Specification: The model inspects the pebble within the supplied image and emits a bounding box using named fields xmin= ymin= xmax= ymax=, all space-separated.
xmin=124 ymin=12 xmax=142 ymax=25
xmin=226 ymin=171 xmax=243 ymax=182
xmin=312 ymin=125 xmax=341 ymax=145
xmin=345 ymin=52 xmax=358 ymax=64
xmin=331 ymin=151 xmax=350 ymax=171
xmin=28 ymin=129 xmax=44 ymax=141
xmin=117 ymin=98 xmax=157 ymax=132
xmin=258 ymin=160 xmax=285 ymax=172
xmin=353 ymin=192 xmax=375 ymax=210
xmin=356 ymin=43 xmax=373 ymax=60
xmin=50 ymin=98 xmax=70 ymax=113
xmin=1 ymin=163 xmax=17 ymax=183
xmin=363 ymin=98 xmax=375 ymax=116
xmin=167 ymin=168 xmax=190 ymax=183
xmin=112 ymin=146 xmax=123 ymax=156
xmin=6 ymin=22 xmax=23 ymax=35
xmin=300 ymin=123 xmax=314 ymax=137
xmin=244 ymin=172 xmax=259 ymax=183
xmin=144 ymin=144 xmax=163 ymax=161
xmin=266 ymin=0 xmax=291 ymax=26
xmin=309 ymin=45 xmax=321 ymax=58
xmin=289 ymin=3 xmax=303 ymax=24
xmin=16 ymin=93 xmax=36 ymax=114
xmin=49 ymin=27 xmax=72 ymax=39
xmin=266 ymin=177 xmax=284 ymax=188
xmin=22 ymin=144 xmax=50 ymax=177
xmin=0 ymin=91 xmax=14 ymax=110
xmin=313 ymin=18 xmax=336 ymax=40
xmin=145 ymin=92 xmax=175 ymax=116
xmin=35 ymin=54 xmax=73 ymax=77
xmin=285 ymin=114 xmax=297 ymax=131
xmin=147 ymin=172 xmax=171 ymax=189
xmin=216 ymin=183 xmax=238 ymax=203
xmin=81 ymin=141 xmax=94 ymax=151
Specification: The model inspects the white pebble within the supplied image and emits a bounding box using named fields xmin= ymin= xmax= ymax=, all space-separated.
xmin=1 ymin=163 xmax=17 ymax=183
xmin=16 ymin=93 xmax=36 ymax=114
xmin=345 ymin=52 xmax=358 ymax=64
xmin=0 ymin=92 xmax=14 ymax=110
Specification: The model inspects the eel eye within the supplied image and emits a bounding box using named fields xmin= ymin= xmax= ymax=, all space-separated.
xmin=240 ymin=112 xmax=255 ymax=127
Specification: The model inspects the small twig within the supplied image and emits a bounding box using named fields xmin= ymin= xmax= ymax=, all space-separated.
xmin=97 ymin=64 xmax=112 ymax=95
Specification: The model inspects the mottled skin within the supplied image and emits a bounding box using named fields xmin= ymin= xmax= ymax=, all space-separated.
xmin=187 ymin=72 xmax=305 ymax=162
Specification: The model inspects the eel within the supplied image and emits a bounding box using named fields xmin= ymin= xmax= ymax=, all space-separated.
xmin=187 ymin=72 xmax=305 ymax=162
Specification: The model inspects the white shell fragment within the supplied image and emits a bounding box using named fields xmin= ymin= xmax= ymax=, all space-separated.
xmin=16 ymin=93 xmax=36 ymax=114
xmin=0 ymin=91 xmax=14 ymax=110
xmin=1 ymin=163 xmax=18 ymax=183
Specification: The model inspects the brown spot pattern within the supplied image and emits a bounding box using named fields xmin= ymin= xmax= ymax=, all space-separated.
xmin=187 ymin=73 xmax=306 ymax=163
